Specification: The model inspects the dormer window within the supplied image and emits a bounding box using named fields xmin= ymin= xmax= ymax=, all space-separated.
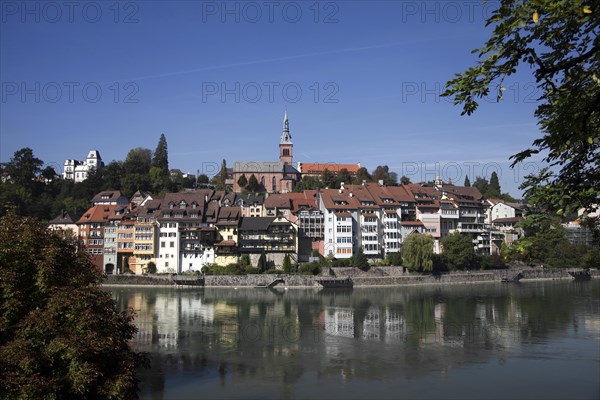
xmin=179 ymin=201 xmax=186 ymax=209
xmin=169 ymin=202 xmax=174 ymax=209
xmin=191 ymin=202 xmax=197 ymax=209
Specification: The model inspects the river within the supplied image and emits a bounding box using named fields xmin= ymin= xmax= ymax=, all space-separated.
xmin=107 ymin=280 xmax=600 ymax=399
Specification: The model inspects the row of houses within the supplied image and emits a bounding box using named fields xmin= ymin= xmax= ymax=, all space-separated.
xmin=49 ymin=178 xmax=530 ymax=274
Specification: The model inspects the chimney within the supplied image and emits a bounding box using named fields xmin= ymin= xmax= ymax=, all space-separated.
xmin=378 ymin=179 xmax=384 ymax=186
xmin=362 ymin=180 xmax=366 ymax=185
xmin=340 ymin=182 xmax=345 ymax=190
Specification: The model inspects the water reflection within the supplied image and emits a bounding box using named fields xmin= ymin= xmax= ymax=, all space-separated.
xmin=107 ymin=281 xmax=600 ymax=400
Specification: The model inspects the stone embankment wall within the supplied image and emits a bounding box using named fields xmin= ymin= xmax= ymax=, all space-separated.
xmin=103 ymin=268 xmax=599 ymax=287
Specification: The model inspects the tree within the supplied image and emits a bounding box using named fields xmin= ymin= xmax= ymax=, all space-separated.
xmin=239 ymin=254 xmax=251 ymax=268
xmin=197 ymin=174 xmax=209 ymax=184
xmin=282 ymin=253 xmax=292 ymax=273
xmin=402 ymin=232 xmax=434 ymax=272
xmin=473 ymin=176 xmax=489 ymax=198
xmin=464 ymin=176 xmax=471 ymax=187
xmin=257 ymin=253 xmax=267 ymax=273
xmin=123 ymin=148 xmax=152 ymax=176
xmin=372 ymin=165 xmax=398 ymax=186
xmin=211 ymin=159 xmax=228 ymax=191
xmin=152 ymin=133 xmax=169 ymax=174
xmin=441 ymin=232 xmax=478 ymax=270
xmin=353 ymin=167 xmax=371 ymax=184
xmin=247 ymin=174 xmax=260 ymax=192
xmin=0 ymin=212 xmax=147 ymax=399
xmin=488 ymin=171 xmax=501 ymax=199
xmin=146 ymin=261 xmax=157 ymax=274
xmin=337 ymin=168 xmax=353 ymax=187
xmin=352 ymin=247 xmax=369 ymax=271
xmin=237 ymin=174 xmax=248 ymax=189
xmin=400 ymin=175 xmax=412 ymax=185
xmin=443 ymin=0 xmax=599 ymax=215
xmin=320 ymin=169 xmax=336 ymax=188
xmin=6 ymin=148 xmax=43 ymax=186
xmin=102 ymin=161 xmax=123 ymax=191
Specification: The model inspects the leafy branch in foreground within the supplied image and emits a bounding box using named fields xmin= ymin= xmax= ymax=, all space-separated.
xmin=443 ymin=0 xmax=599 ymax=216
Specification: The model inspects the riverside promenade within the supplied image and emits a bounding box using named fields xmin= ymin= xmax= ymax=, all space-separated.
xmin=103 ymin=267 xmax=600 ymax=288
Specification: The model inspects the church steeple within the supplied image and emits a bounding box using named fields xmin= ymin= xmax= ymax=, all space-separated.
xmin=280 ymin=110 xmax=292 ymax=144
xmin=279 ymin=110 xmax=293 ymax=165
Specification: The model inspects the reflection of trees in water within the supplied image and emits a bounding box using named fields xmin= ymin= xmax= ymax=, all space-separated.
xmin=106 ymin=281 xmax=598 ymax=394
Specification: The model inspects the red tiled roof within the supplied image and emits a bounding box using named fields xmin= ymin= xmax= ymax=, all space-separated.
xmin=401 ymin=221 xmax=424 ymax=226
xmin=299 ymin=163 xmax=360 ymax=174
xmin=335 ymin=212 xmax=352 ymax=218
xmin=77 ymin=204 xmax=119 ymax=224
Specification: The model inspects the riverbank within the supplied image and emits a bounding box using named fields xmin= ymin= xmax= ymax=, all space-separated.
xmin=103 ymin=267 xmax=600 ymax=288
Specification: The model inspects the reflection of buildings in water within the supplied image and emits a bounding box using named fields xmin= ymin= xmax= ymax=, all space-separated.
xmin=363 ymin=307 xmax=380 ymax=341
xmin=583 ymin=317 xmax=600 ymax=335
xmin=384 ymin=310 xmax=406 ymax=344
xmin=180 ymin=295 xmax=214 ymax=323
xmin=132 ymin=292 xmax=180 ymax=351
xmin=325 ymin=307 xmax=354 ymax=338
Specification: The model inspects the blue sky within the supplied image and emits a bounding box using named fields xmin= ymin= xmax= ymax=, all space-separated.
xmin=1 ymin=1 xmax=546 ymax=195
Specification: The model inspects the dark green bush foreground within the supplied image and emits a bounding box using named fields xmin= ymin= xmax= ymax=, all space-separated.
xmin=0 ymin=212 xmax=148 ymax=399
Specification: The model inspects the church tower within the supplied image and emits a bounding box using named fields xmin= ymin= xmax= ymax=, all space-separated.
xmin=279 ymin=110 xmax=293 ymax=165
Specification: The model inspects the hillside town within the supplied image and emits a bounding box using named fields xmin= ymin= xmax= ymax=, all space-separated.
xmin=44 ymin=113 xmax=559 ymax=275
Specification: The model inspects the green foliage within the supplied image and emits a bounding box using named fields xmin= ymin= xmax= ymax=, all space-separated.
xmin=152 ymin=133 xmax=169 ymax=174
xmin=237 ymin=174 xmax=248 ymax=189
xmin=488 ymin=171 xmax=501 ymax=199
xmin=320 ymin=169 xmax=336 ymax=188
xmin=443 ymin=0 xmax=599 ymax=214
xmin=371 ymin=165 xmax=398 ymax=186
xmin=582 ymin=248 xmax=600 ymax=269
xmin=293 ymin=175 xmax=324 ymax=192
xmin=282 ymin=254 xmax=292 ymax=273
xmin=386 ymin=252 xmax=403 ymax=266
xmin=202 ymin=263 xmax=245 ymax=275
xmin=239 ymin=254 xmax=251 ymax=268
xmin=0 ymin=212 xmax=147 ymax=399
xmin=479 ymin=254 xmax=507 ymax=270
xmin=247 ymin=174 xmax=261 ymax=192
xmin=211 ymin=159 xmax=229 ymax=191
xmin=146 ymin=261 xmax=157 ymax=274
xmin=353 ymin=167 xmax=371 ymax=184
xmin=464 ymin=176 xmax=471 ymax=187
xmin=402 ymin=232 xmax=434 ymax=272
xmin=441 ymin=232 xmax=478 ymax=270
xmin=506 ymin=216 xmax=588 ymax=268
xmin=257 ymin=253 xmax=267 ymax=273
xmin=352 ymin=247 xmax=369 ymax=271
xmin=298 ymin=262 xmax=321 ymax=275
xmin=400 ymin=175 xmax=411 ymax=185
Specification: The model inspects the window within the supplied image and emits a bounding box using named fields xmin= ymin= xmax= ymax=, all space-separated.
xmin=170 ymin=241 xmax=174 ymax=248
xmin=161 ymin=242 xmax=165 ymax=248
xmin=272 ymin=176 xmax=277 ymax=191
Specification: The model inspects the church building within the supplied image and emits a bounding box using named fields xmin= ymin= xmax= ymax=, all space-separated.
xmin=233 ymin=112 xmax=301 ymax=193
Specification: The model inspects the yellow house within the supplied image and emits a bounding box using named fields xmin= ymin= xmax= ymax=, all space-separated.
xmin=214 ymin=207 xmax=241 ymax=266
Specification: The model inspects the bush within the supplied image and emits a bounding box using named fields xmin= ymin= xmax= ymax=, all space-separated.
xmin=146 ymin=261 xmax=157 ymax=274
xmin=244 ymin=266 xmax=261 ymax=274
xmin=387 ymin=252 xmax=403 ymax=266
xmin=264 ymin=269 xmax=280 ymax=274
xmin=582 ymin=248 xmax=600 ymax=269
xmin=479 ymin=254 xmax=507 ymax=270
xmin=298 ymin=262 xmax=321 ymax=275
xmin=239 ymin=254 xmax=251 ymax=268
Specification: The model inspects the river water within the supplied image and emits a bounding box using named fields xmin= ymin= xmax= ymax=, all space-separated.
xmin=107 ymin=280 xmax=600 ymax=400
